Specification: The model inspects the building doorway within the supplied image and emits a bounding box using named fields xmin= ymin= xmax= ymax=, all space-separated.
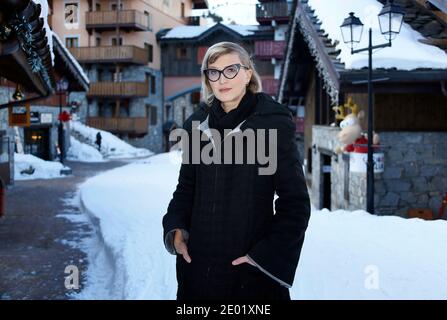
xmin=24 ymin=127 xmax=50 ymax=160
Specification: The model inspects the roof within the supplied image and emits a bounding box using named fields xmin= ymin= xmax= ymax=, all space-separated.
xmin=52 ymin=32 xmax=90 ymax=91
xmin=0 ymin=0 xmax=56 ymax=96
xmin=157 ymin=22 xmax=273 ymax=42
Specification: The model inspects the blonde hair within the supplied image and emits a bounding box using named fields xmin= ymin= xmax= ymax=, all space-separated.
xmin=200 ymin=42 xmax=262 ymax=106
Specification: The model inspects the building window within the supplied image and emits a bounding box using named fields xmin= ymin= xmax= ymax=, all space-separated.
xmin=98 ymin=102 xmax=104 ymax=117
xmin=144 ymin=11 xmax=153 ymax=31
xmin=97 ymin=69 xmax=103 ymax=81
xmin=147 ymin=105 xmax=157 ymax=125
xmin=64 ymin=2 xmax=79 ymax=24
xmin=150 ymin=75 xmax=156 ymax=94
xmin=110 ymin=2 xmax=123 ymax=10
xmin=145 ymin=43 xmax=153 ymax=63
xmin=111 ymin=37 xmax=123 ymax=46
xmin=96 ymin=37 xmax=101 ymax=46
xmin=95 ymin=2 xmax=101 ymax=11
xmin=165 ymin=104 xmax=172 ymax=120
xmin=65 ymin=36 xmax=79 ymax=48
xmin=176 ymin=47 xmax=188 ymax=60
xmin=113 ymin=71 xmax=122 ymax=82
xmin=181 ymin=2 xmax=185 ymax=18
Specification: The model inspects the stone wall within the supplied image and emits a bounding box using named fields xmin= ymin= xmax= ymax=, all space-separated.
xmin=311 ymin=126 xmax=447 ymax=219
xmin=376 ymin=132 xmax=447 ymax=218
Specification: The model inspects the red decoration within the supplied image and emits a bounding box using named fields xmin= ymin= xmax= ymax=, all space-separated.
xmin=345 ymin=135 xmax=379 ymax=153
xmin=58 ymin=111 xmax=71 ymax=122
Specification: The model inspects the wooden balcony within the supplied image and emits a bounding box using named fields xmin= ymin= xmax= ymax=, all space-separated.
xmin=87 ymin=82 xmax=149 ymax=97
xmin=87 ymin=117 xmax=148 ymax=134
xmin=86 ymin=10 xmax=150 ymax=31
xmin=255 ymin=41 xmax=286 ymax=59
xmin=256 ymin=2 xmax=292 ymax=25
xmin=69 ymin=46 xmax=148 ymax=65
xmin=262 ymin=79 xmax=279 ymax=96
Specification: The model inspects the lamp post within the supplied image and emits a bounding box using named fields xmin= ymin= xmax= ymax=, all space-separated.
xmin=340 ymin=0 xmax=404 ymax=214
xmin=56 ymin=77 xmax=69 ymax=164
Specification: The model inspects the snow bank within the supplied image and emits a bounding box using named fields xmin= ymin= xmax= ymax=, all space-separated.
xmin=76 ymin=151 xmax=181 ymax=299
xmin=14 ymin=153 xmax=70 ymax=180
xmin=67 ymin=136 xmax=107 ymax=163
xmin=76 ymin=151 xmax=447 ymax=299
xmin=307 ymin=0 xmax=447 ymax=70
xmin=70 ymin=120 xmax=153 ymax=159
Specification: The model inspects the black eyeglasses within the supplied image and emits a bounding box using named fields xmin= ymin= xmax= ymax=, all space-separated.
xmin=203 ymin=63 xmax=249 ymax=82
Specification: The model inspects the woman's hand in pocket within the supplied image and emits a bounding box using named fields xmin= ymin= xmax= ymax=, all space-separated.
xmin=174 ymin=229 xmax=192 ymax=263
xmin=231 ymin=255 xmax=255 ymax=266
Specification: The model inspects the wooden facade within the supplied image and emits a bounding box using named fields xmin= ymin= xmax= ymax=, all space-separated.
xmin=69 ymin=46 xmax=149 ymax=65
xmin=87 ymin=117 xmax=148 ymax=134
xmin=86 ymin=10 xmax=150 ymax=31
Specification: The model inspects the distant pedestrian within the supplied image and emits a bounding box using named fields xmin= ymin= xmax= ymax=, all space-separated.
xmin=95 ymin=132 xmax=102 ymax=151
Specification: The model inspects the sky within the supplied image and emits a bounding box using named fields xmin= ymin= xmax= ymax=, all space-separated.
xmin=196 ymin=0 xmax=259 ymax=25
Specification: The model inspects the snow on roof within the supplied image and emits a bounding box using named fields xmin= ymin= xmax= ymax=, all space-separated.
xmin=32 ymin=0 xmax=54 ymax=65
xmin=52 ymin=32 xmax=90 ymax=85
xmin=226 ymin=24 xmax=259 ymax=36
xmin=307 ymin=0 xmax=447 ymax=70
xmin=161 ymin=23 xmax=259 ymax=39
xmin=162 ymin=25 xmax=212 ymax=38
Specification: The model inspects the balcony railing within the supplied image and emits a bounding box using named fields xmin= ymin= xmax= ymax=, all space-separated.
xmin=256 ymin=2 xmax=292 ymax=23
xmin=86 ymin=10 xmax=150 ymax=31
xmin=255 ymin=41 xmax=286 ymax=59
xmin=87 ymin=82 xmax=149 ymax=97
xmin=87 ymin=117 xmax=148 ymax=134
xmin=262 ymin=79 xmax=279 ymax=96
xmin=69 ymin=46 xmax=148 ymax=65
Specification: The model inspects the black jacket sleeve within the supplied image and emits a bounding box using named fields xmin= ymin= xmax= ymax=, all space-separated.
xmin=247 ymin=114 xmax=311 ymax=287
xmin=162 ymin=121 xmax=196 ymax=255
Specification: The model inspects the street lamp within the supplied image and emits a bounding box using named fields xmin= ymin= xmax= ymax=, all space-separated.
xmin=340 ymin=0 xmax=404 ymax=215
xmin=56 ymin=77 xmax=69 ymax=164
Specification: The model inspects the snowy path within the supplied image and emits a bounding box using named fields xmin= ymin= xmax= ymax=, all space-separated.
xmin=76 ymin=152 xmax=447 ymax=300
xmin=0 ymin=159 xmax=131 ymax=299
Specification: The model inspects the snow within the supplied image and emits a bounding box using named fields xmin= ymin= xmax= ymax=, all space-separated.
xmin=163 ymin=25 xmax=212 ymax=39
xmin=207 ymin=0 xmax=259 ymax=25
xmin=32 ymin=0 xmax=54 ymax=66
xmin=307 ymin=0 xmax=447 ymax=70
xmin=75 ymin=151 xmax=447 ymax=300
xmin=67 ymin=136 xmax=107 ymax=163
xmin=162 ymin=24 xmax=259 ymax=39
xmin=70 ymin=120 xmax=153 ymax=160
xmin=227 ymin=24 xmax=259 ymax=36
xmin=52 ymin=32 xmax=90 ymax=85
xmin=14 ymin=153 xmax=70 ymax=180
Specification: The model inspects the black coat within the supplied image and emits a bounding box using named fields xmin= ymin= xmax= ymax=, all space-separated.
xmin=162 ymin=92 xmax=310 ymax=300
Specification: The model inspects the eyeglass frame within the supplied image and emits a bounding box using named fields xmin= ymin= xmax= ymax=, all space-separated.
xmin=202 ymin=63 xmax=250 ymax=82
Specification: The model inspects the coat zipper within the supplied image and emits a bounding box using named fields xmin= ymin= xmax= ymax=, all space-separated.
xmin=204 ymin=111 xmax=259 ymax=286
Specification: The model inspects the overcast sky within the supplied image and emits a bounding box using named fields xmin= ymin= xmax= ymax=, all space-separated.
xmin=197 ymin=0 xmax=259 ymax=25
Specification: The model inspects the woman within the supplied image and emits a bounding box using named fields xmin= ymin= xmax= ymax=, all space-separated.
xmin=163 ymin=42 xmax=310 ymax=300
